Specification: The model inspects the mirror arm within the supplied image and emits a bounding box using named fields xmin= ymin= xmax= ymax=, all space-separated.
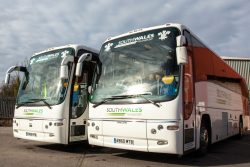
xmin=176 ymin=35 xmax=187 ymax=47
xmin=61 ymin=55 xmax=74 ymax=66
xmin=75 ymin=53 xmax=92 ymax=77
xmin=5 ymin=66 xmax=28 ymax=84
xmin=78 ymin=53 xmax=92 ymax=64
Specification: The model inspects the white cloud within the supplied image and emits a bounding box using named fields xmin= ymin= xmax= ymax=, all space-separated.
xmin=0 ymin=0 xmax=249 ymax=84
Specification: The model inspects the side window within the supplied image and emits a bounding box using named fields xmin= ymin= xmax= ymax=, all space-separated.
xmin=183 ymin=30 xmax=192 ymax=49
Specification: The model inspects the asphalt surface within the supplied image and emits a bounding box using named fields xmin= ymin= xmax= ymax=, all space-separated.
xmin=1 ymin=127 xmax=250 ymax=167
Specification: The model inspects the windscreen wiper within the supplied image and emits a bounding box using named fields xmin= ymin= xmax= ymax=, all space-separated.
xmin=93 ymin=93 xmax=161 ymax=108
xmin=16 ymin=98 xmax=52 ymax=109
xmin=136 ymin=94 xmax=161 ymax=108
xmin=92 ymin=96 xmax=126 ymax=108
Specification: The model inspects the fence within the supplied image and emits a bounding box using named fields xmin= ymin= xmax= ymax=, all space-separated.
xmin=0 ymin=97 xmax=16 ymax=126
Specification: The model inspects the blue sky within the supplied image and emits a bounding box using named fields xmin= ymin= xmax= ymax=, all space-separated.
xmin=0 ymin=0 xmax=249 ymax=83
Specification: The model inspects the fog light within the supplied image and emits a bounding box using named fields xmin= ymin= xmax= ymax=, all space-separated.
xmin=14 ymin=129 xmax=18 ymax=133
xmin=92 ymin=122 xmax=95 ymax=127
xmin=95 ymin=126 xmax=99 ymax=131
xmin=151 ymin=128 xmax=157 ymax=134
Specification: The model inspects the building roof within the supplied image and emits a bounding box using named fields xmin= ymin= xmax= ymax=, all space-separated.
xmin=222 ymin=57 xmax=250 ymax=98
xmin=221 ymin=56 xmax=250 ymax=60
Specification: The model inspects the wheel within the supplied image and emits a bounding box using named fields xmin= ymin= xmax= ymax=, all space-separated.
xmin=198 ymin=123 xmax=210 ymax=155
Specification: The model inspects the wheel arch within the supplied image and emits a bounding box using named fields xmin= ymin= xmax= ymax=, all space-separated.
xmin=200 ymin=114 xmax=212 ymax=144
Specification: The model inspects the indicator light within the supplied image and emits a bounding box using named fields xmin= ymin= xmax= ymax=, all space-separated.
xmin=167 ymin=125 xmax=179 ymax=130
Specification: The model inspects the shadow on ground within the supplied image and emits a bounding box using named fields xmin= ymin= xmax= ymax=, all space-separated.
xmin=113 ymin=135 xmax=250 ymax=166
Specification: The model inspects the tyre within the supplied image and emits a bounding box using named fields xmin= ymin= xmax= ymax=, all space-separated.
xmin=198 ymin=122 xmax=210 ymax=155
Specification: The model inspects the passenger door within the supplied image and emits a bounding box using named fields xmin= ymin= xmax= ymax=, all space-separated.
xmin=69 ymin=71 xmax=88 ymax=143
xmin=69 ymin=50 xmax=91 ymax=143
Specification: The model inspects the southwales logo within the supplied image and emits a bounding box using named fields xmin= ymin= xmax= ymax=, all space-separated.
xmin=107 ymin=107 xmax=142 ymax=116
xmin=24 ymin=109 xmax=43 ymax=115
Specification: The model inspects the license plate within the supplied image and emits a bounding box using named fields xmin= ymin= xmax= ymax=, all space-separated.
xmin=26 ymin=132 xmax=37 ymax=137
xmin=114 ymin=138 xmax=134 ymax=145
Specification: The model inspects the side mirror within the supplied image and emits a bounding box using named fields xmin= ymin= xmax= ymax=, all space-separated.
xmin=5 ymin=73 xmax=10 ymax=84
xmin=176 ymin=47 xmax=188 ymax=65
xmin=75 ymin=63 xmax=83 ymax=77
xmin=76 ymin=53 xmax=92 ymax=77
xmin=176 ymin=35 xmax=188 ymax=65
xmin=88 ymin=85 xmax=92 ymax=94
xmin=60 ymin=65 xmax=69 ymax=79
xmin=60 ymin=55 xmax=74 ymax=80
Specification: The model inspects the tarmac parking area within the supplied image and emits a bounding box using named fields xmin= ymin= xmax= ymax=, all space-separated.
xmin=1 ymin=127 xmax=250 ymax=167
